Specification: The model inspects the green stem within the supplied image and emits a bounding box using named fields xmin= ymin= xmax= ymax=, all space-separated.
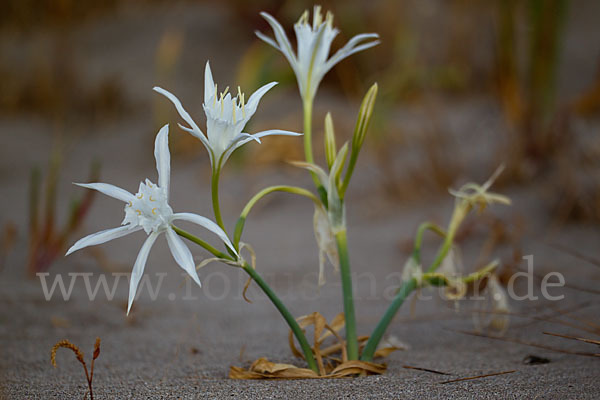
xmin=242 ymin=263 xmax=319 ymax=374
xmin=413 ymin=222 xmax=446 ymax=265
xmin=426 ymin=204 xmax=467 ymax=273
xmin=174 ymin=225 xmax=319 ymax=374
xmin=427 ymin=235 xmax=454 ymax=273
xmin=303 ymin=98 xmax=315 ymax=166
xmin=362 ymin=204 xmax=469 ymax=358
xmin=211 ymin=165 xmax=226 ymax=233
xmin=360 ymin=278 xmax=417 ymax=361
xmin=303 ymin=98 xmax=328 ymax=204
xmin=233 ymin=185 xmax=320 ymax=249
xmin=335 ymin=229 xmax=358 ymax=360
xmin=172 ymin=225 xmax=233 ymax=261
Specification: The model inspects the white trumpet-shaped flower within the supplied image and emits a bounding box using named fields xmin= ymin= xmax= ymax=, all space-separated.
xmin=256 ymin=6 xmax=380 ymax=101
xmin=153 ymin=62 xmax=301 ymax=170
xmin=66 ymin=125 xmax=236 ymax=314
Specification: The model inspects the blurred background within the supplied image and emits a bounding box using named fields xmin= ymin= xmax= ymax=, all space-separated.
xmin=2 ymin=1 xmax=600 ymax=395
xmin=2 ymin=0 xmax=599 ymax=275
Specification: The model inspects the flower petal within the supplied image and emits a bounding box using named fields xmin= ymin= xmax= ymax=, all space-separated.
xmin=74 ymin=182 xmax=134 ymax=203
xmin=250 ymin=129 xmax=302 ymax=139
xmin=165 ymin=227 xmax=201 ymax=287
xmin=245 ymin=81 xmax=277 ymax=117
xmin=127 ymin=231 xmax=159 ymax=315
xmin=220 ymin=129 xmax=301 ymax=166
xmin=204 ymin=61 xmax=216 ymax=105
xmin=66 ymin=225 xmax=140 ymax=256
xmin=154 ymin=124 xmax=170 ymax=197
xmin=255 ymin=29 xmax=280 ymax=50
xmin=171 ymin=212 xmax=236 ymax=255
xmin=324 ymin=33 xmax=380 ymax=73
xmin=153 ymin=86 xmax=205 ymax=137
xmin=259 ymin=12 xmax=298 ymax=70
xmin=178 ymin=124 xmax=214 ymax=166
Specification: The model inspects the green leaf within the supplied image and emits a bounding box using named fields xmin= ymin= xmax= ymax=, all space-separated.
xmin=324 ymin=112 xmax=337 ymax=169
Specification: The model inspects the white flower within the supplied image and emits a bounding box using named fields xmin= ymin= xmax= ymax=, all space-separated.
xmin=153 ymin=62 xmax=301 ymax=170
xmin=256 ymin=6 xmax=380 ymax=101
xmin=66 ymin=125 xmax=236 ymax=314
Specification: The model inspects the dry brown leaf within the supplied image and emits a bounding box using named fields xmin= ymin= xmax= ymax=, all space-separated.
xmin=229 ymin=357 xmax=386 ymax=379
xmin=231 ymin=312 xmax=395 ymax=379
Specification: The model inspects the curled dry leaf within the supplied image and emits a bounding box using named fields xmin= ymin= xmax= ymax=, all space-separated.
xmin=229 ymin=357 xmax=386 ymax=379
xmin=230 ymin=312 xmax=398 ymax=379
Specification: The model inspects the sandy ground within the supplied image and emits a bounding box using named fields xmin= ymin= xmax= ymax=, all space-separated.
xmin=1 ymin=2 xmax=600 ymax=399
xmin=1 ymin=142 xmax=599 ymax=398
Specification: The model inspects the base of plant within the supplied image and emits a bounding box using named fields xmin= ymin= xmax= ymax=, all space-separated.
xmin=229 ymin=357 xmax=386 ymax=379
xmin=229 ymin=312 xmax=400 ymax=379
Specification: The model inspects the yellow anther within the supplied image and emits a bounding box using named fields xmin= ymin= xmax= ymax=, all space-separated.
xmin=151 ymin=208 xmax=157 ymax=215
xmin=326 ymin=11 xmax=333 ymax=26
xmin=299 ymin=10 xmax=308 ymax=25
xmin=314 ymin=6 xmax=322 ymax=28
xmin=127 ymin=201 xmax=132 ymax=207
xmin=135 ymin=209 xmax=142 ymax=215
xmin=136 ymin=193 xmax=143 ymax=199
xmin=149 ymin=195 xmax=156 ymax=202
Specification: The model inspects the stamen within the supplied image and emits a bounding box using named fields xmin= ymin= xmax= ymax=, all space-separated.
xmin=232 ymin=101 xmax=236 ymax=123
xmin=213 ymin=84 xmax=218 ymax=107
xmin=314 ymin=6 xmax=322 ymax=29
xmin=220 ymin=89 xmax=229 ymax=116
xmin=127 ymin=201 xmax=132 ymax=207
xmin=136 ymin=193 xmax=143 ymax=199
xmin=242 ymin=93 xmax=245 ymax=118
xmin=238 ymin=86 xmax=246 ymax=118
xmin=326 ymin=11 xmax=333 ymax=27
xmin=149 ymin=195 xmax=156 ymax=202
xmin=299 ymin=10 xmax=308 ymax=25
xmin=151 ymin=208 xmax=157 ymax=215
xmin=135 ymin=209 xmax=142 ymax=215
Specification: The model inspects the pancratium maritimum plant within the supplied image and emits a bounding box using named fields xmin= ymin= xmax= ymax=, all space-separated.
xmin=257 ymin=6 xmax=380 ymax=103
xmin=257 ymin=5 xmax=380 ymax=360
xmin=65 ymin=6 xmax=511 ymax=378
xmin=154 ymin=61 xmax=301 ymax=231
xmin=66 ymin=125 xmax=236 ymax=314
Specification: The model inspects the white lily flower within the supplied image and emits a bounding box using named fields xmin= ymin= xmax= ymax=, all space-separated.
xmin=66 ymin=125 xmax=236 ymax=314
xmin=153 ymin=62 xmax=301 ymax=170
xmin=256 ymin=6 xmax=380 ymax=101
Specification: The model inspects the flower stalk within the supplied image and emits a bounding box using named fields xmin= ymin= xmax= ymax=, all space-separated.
xmin=303 ymin=98 xmax=328 ymax=203
xmin=211 ymin=165 xmax=226 ymax=233
xmin=361 ymin=278 xmax=417 ymax=361
xmin=241 ymin=262 xmax=319 ymax=373
xmin=334 ymin=229 xmax=359 ymax=360
xmin=233 ymin=185 xmax=320 ymax=250
xmin=361 ymin=170 xmax=511 ymax=361
xmin=172 ymin=225 xmax=319 ymax=373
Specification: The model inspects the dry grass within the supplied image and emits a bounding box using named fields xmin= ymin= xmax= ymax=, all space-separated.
xmin=51 ymin=338 xmax=101 ymax=400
